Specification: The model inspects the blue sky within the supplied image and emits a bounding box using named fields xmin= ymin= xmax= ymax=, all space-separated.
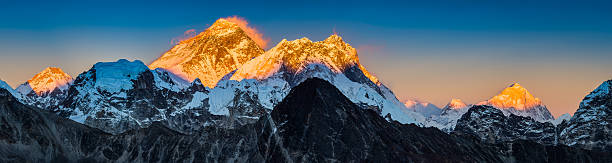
xmin=1 ymin=0 xmax=611 ymax=116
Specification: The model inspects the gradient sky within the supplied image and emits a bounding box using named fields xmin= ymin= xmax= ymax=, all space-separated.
xmin=1 ymin=0 xmax=611 ymax=117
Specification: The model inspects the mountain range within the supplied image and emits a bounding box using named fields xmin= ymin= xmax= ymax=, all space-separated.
xmin=1 ymin=78 xmax=610 ymax=162
xmin=0 ymin=17 xmax=610 ymax=162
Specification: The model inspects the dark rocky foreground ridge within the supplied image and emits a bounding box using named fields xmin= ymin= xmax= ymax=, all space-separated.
xmin=0 ymin=78 xmax=610 ymax=162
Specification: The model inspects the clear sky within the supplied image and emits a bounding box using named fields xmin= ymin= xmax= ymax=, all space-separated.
xmin=1 ymin=0 xmax=611 ymax=117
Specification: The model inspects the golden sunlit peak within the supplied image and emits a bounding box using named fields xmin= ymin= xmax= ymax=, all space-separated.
xmin=149 ymin=16 xmax=266 ymax=88
xmin=447 ymin=98 xmax=468 ymax=109
xmin=487 ymin=82 xmax=543 ymax=110
xmin=229 ymin=33 xmax=380 ymax=85
xmin=24 ymin=67 xmax=73 ymax=96
xmin=323 ymin=34 xmax=344 ymax=43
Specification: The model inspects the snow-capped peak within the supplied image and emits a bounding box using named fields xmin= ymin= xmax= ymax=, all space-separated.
xmin=92 ymin=59 xmax=149 ymax=93
xmin=149 ymin=17 xmax=265 ymax=88
xmin=17 ymin=67 xmax=73 ymax=96
xmin=404 ymin=99 xmax=442 ymax=117
xmin=487 ymin=82 xmax=543 ymax=110
xmin=477 ymin=82 xmax=554 ymax=122
xmin=446 ymin=98 xmax=468 ymax=109
xmin=229 ymin=34 xmax=379 ymax=84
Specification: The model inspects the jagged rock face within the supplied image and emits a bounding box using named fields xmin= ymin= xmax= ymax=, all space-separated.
xmin=1 ymin=78 xmax=610 ymax=162
xmin=0 ymin=88 xmax=264 ymax=162
xmin=16 ymin=85 xmax=68 ymax=110
xmin=507 ymin=140 xmax=610 ymax=163
xmin=561 ymin=80 xmax=612 ymax=151
xmin=55 ymin=59 xmax=220 ymax=134
xmin=454 ymin=105 xmax=557 ymax=145
xmin=149 ymin=18 xmax=265 ymax=88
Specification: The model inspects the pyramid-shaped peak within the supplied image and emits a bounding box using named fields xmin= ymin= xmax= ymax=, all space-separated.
xmin=447 ymin=98 xmax=468 ymax=109
xmin=488 ymin=82 xmax=542 ymax=110
xmin=149 ymin=17 xmax=265 ymax=88
xmin=23 ymin=67 xmax=73 ymax=95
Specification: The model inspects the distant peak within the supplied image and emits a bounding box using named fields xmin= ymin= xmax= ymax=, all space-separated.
xmin=24 ymin=67 xmax=73 ymax=95
xmin=447 ymin=98 xmax=468 ymax=109
xmin=488 ymin=82 xmax=542 ymax=110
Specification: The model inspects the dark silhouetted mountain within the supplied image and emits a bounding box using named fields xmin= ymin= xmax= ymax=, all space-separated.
xmin=561 ymin=80 xmax=612 ymax=151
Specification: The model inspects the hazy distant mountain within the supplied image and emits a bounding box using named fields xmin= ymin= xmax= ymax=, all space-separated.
xmin=425 ymin=98 xmax=471 ymax=132
xmin=404 ymin=99 xmax=442 ymax=117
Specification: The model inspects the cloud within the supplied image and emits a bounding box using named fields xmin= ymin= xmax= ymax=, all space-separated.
xmin=222 ymin=16 xmax=270 ymax=49
xmin=170 ymin=29 xmax=197 ymax=45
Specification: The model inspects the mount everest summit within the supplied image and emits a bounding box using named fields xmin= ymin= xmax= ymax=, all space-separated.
xmin=149 ymin=18 xmax=265 ymax=88
xmin=0 ymin=17 xmax=610 ymax=162
xmin=9 ymin=18 xmax=422 ymax=134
